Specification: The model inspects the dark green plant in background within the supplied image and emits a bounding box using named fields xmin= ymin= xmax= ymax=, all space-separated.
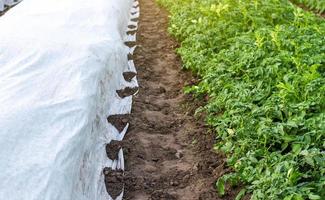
xmin=157 ymin=0 xmax=325 ymax=199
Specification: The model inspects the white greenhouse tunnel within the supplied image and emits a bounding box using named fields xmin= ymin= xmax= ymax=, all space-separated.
xmin=0 ymin=0 xmax=139 ymax=199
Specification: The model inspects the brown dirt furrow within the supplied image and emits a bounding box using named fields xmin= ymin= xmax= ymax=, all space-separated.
xmin=121 ymin=0 xmax=242 ymax=199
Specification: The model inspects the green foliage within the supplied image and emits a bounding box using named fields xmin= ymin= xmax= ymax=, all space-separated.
xmin=158 ymin=0 xmax=325 ymax=199
xmin=293 ymin=0 xmax=325 ymax=14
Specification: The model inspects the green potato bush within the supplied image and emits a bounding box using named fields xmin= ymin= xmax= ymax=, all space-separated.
xmin=157 ymin=0 xmax=325 ymax=199
xmin=293 ymin=0 xmax=325 ymax=14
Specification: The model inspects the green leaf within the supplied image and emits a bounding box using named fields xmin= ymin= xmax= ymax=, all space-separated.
xmin=308 ymin=194 xmax=321 ymax=200
xmin=292 ymin=143 xmax=302 ymax=154
xmin=284 ymin=194 xmax=304 ymax=200
xmin=235 ymin=189 xmax=246 ymax=200
xmin=216 ymin=178 xmax=225 ymax=196
xmin=305 ymin=156 xmax=315 ymax=167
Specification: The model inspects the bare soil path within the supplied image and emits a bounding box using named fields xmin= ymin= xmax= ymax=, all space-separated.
xmin=113 ymin=0 xmax=242 ymax=199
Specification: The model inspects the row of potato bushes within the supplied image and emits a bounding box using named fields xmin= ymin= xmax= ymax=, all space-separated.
xmin=157 ymin=0 xmax=325 ymax=199
xmin=293 ymin=0 xmax=325 ymax=14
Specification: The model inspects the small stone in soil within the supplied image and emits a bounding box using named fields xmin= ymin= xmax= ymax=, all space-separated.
xmin=175 ymin=151 xmax=183 ymax=159
xmin=158 ymin=86 xmax=166 ymax=93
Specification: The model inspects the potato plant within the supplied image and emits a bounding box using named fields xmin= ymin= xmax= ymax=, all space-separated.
xmin=293 ymin=0 xmax=325 ymax=14
xmin=157 ymin=0 xmax=325 ymax=199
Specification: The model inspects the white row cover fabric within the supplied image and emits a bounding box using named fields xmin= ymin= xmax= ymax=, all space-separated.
xmin=0 ymin=0 xmax=137 ymax=199
xmin=0 ymin=0 xmax=21 ymax=12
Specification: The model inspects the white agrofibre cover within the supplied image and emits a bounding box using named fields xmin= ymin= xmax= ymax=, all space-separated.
xmin=0 ymin=0 xmax=21 ymax=12
xmin=0 ymin=0 xmax=139 ymax=199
